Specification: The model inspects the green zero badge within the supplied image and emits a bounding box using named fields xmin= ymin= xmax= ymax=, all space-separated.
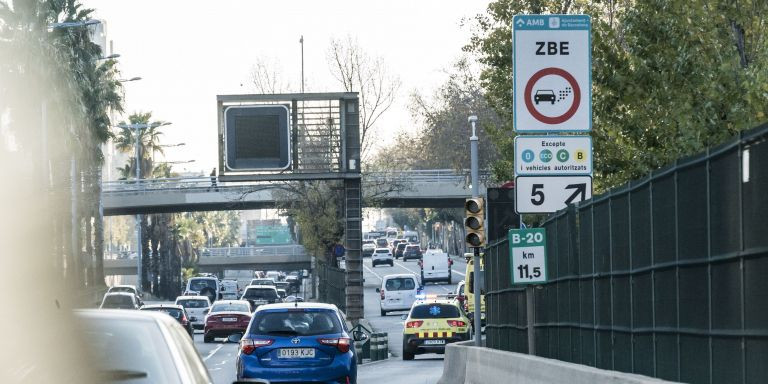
xmin=509 ymin=228 xmax=547 ymax=284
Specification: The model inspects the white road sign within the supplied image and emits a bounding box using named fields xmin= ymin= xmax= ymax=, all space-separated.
xmin=515 ymin=135 xmax=592 ymax=176
xmin=515 ymin=176 xmax=592 ymax=214
xmin=513 ymin=14 xmax=591 ymax=132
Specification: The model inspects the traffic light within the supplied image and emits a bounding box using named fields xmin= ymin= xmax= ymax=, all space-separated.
xmin=464 ymin=197 xmax=486 ymax=248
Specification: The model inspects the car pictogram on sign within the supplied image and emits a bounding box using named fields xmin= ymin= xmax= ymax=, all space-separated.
xmin=534 ymin=90 xmax=556 ymax=105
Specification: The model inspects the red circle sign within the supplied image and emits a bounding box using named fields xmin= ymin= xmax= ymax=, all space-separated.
xmin=524 ymin=67 xmax=581 ymax=125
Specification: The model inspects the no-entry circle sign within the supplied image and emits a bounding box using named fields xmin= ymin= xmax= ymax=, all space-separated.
xmin=524 ymin=67 xmax=581 ymax=125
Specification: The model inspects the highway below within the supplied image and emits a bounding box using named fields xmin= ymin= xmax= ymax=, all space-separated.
xmin=181 ymin=254 xmax=469 ymax=383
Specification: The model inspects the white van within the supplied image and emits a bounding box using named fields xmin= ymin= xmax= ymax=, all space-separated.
xmin=376 ymin=273 xmax=420 ymax=316
xmin=219 ymin=279 xmax=240 ymax=300
xmin=419 ymin=249 xmax=453 ymax=284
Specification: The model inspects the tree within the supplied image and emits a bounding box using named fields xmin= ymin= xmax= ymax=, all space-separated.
xmin=467 ymin=0 xmax=768 ymax=189
xmin=327 ymin=36 xmax=401 ymax=162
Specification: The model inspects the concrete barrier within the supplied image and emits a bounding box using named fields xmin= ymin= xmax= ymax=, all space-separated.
xmin=438 ymin=341 xmax=680 ymax=384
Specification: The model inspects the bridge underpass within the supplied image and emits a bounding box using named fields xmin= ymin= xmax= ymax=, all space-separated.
xmin=102 ymin=169 xmax=490 ymax=215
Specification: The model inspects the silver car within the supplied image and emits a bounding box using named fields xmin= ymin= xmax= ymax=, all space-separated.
xmin=77 ymin=310 xmax=214 ymax=383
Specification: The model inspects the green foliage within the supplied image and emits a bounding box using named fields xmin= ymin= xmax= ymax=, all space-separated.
xmin=467 ymin=0 xmax=768 ymax=189
xmin=276 ymin=181 xmax=344 ymax=264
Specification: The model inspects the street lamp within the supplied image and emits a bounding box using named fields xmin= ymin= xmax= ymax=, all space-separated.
xmin=117 ymin=77 xmax=142 ymax=82
xmin=96 ymin=53 xmax=121 ymax=61
xmin=115 ymin=121 xmax=172 ymax=293
xmin=48 ymin=19 xmax=100 ymax=30
xmin=158 ymin=159 xmax=195 ymax=164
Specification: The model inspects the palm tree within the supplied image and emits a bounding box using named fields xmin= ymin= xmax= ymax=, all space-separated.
xmin=1 ymin=0 xmax=124 ymax=289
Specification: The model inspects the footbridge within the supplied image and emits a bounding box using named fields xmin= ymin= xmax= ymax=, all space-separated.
xmin=103 ymin=245 xmax=310 ymax=275
xmin=102 ymin=169 xmax=490 ymax=215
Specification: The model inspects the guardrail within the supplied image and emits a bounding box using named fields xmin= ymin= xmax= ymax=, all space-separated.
xmin=102 ymin=169 xmax=492 ymax=193
xmin=201 ymin=245 xmax=306 ymax=257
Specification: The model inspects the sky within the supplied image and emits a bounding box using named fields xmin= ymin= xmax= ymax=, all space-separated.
xmin=84 ymin=0 xmax=492 ymax=176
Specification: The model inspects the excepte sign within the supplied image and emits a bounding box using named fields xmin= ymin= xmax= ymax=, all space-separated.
xmin=509 ymin=228 xmax=547 ymax=284
xmin=513 ymin=14 xmax=591 ymax=132
xmin=515 ymin=135 xmax=592 ymax=176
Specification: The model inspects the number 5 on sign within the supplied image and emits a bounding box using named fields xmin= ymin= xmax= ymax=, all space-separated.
xmin=509 ymin=228 xmax=547 ymax=284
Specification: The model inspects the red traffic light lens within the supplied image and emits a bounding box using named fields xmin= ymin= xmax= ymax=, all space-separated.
xmin=465 ymin=199 xmax=482 ymax=213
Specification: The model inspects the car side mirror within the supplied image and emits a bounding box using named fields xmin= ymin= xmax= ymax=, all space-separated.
xmin=400 ymin=314 xmax=408 ymax=320
xmin=203 ymin=308 xmax=209 ymax=314
xmin=352 ymin=331 xmax=368 ymax=342
xmin=227 ymin=333 xmax=243 ymax=343
xmin=375 ymin=288 xmax=380 ymax=293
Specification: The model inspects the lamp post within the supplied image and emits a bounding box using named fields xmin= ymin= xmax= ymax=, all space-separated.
xmin=468 ymin=115 xmax=482 ymax=347
xmin=116 ymin=121 xmax=172 ymax=293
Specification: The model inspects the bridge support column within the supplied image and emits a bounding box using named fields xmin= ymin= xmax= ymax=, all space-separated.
xmin=344 ymin=178 xmax=363 ymax=321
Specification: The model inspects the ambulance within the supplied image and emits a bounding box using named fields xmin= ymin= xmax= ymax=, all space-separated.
xmin=401 ymin=295 xmax=471 ymax=360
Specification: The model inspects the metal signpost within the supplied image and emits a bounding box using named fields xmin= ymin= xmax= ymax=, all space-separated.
xmin=512 ymin=14 xmax=592 ymax=354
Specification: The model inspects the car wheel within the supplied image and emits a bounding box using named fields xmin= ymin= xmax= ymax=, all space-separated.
xmin=389 ymin=261 xmax=394 ymax=267
xmin=380 ymin=309 xmax=386 ymax=316
xmin=420 ymin=272 xmax=425 ymax=282
xmin=402 ymin=349 xmax=415 ymax=360
xmin=204 ymin=333 xmax=213 ymax=343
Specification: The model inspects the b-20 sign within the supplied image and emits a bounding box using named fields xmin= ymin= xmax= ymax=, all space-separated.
xmin=509 ymin=228 xmax=547 ymax=284
xmin=513 ymin=14 xmax=591 ymax=132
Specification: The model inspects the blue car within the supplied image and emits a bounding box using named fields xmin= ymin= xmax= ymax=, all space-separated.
xmin=236 ymin=302 xmax=367 ymax=383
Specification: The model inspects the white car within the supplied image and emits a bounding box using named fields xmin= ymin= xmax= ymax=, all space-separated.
xmin=377 ymin=273 xmax=420 ymax=316
xmin=362 ymin=240 xmax=376 ymax=257
xmin=175 ymin=295 xmax=211 ymax=330
xmin=372 ymin=247 xmax=394 ymax=267
xmin=419 ymin=248 xmax=453 ymax=284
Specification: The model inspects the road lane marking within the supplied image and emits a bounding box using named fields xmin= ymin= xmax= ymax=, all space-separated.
xmin=203 ymin=344 xmax=224 ymax=362
xmin=452 ymin=268 xmax=466 ymax=277
xmin=363 ymin=263 xmax=383 ymax=281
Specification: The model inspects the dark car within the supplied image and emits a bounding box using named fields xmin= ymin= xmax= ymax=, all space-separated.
xmin=534 ymin=89 xmax=556 ymax=105
xmin=402 ymin=244 xmax=423 ymax=261
xmin=204 ymin=300 xmax=253 ymax=343
xmin=141 ymin=304 xmax=194 ymax=337
xmin=395 ymin=242 xmax=407 ymax=259
xmin=241 ymin=285 xmax=282 ymax=310
xmin=236 ymin=302 xmax=368 ymax=383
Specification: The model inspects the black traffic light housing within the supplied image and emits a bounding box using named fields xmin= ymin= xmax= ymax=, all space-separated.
xmin=464 ymin=197 xmax=486 ymax=248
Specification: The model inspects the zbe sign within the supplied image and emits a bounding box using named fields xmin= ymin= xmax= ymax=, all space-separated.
xmin=513 ymin=15 xmax=591 ymax=132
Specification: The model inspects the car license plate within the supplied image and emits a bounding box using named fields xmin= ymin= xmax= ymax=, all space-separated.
xmin=222 ymin=317 xmax=237 ymax=322
xmin=424 ymin=339 xmax=445 ymax=345
xmin=278 ymin=348 xmax=315 ymax=358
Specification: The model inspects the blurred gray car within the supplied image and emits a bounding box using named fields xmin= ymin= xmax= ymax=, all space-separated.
xmin=77 ymin=310 xmax=214 ymax=383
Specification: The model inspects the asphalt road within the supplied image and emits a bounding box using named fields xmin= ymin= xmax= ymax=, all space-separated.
xmin=357 ymin=254 xmax=468 ymax=384
xmin=189 ymin=254 xmax=469 ymax=383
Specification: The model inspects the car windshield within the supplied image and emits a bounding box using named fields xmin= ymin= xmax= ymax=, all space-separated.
xmin=376 ymin=239 xmax=388 ymax=247
xmin=210 ymin=302 xmax=250 ymax=313
xmin=397 ymin=243 xmax=406 ymax=250
xmin=375 ymin=249 xmax=388 ymax=254
xmin=102 ymin=295 xmax=134 ymax=308
xmin=142 ymin=307 xmax=183 ymax=320
xmin=251 ymin=310 xmax=342 ymax=336
xmin=406 ymin=245 xmax=419 ymax=251
xmin=243 ymin=288 xmax=278 ymax=300
xmin=176 ymin=299 xmax=208 ymax=308
xmin=385 ymin=277 xmax=416 ymax=291
xmin=410 ymin=304 xmax=461 ymax=319
xmin=80 ymin=315 xmax=182 ymax=384
xmin=251 ymin=279 xmax=274 ymax=286
xmin=188 ymin=279 xmax=216 ymax=291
